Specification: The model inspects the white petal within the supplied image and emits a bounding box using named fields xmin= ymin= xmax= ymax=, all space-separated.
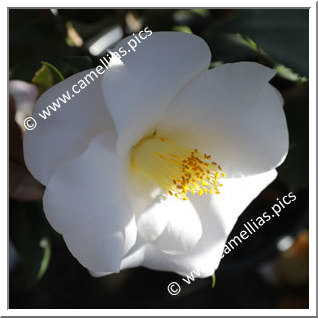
xmin=121 ymin=170 xmax=277 ymax=277
xmin=89 ymin=270 xmax=112 ymax=278
xmin=158 ymin=62 xmax=288 ymax=177
xmin=102 ymin=32 xmax=211 ymax=157
xmin=43 ymin=131 xmax=136 ymax=272
xmin=24 ymin=69 xmax=114 ymax=185
xmin=137 ymin=196 xmax=202 ymax=254
xmin=9 ymin=80 xmax=39 ymax=129
xmin=136 ymin=197 xmax=171 ymax=242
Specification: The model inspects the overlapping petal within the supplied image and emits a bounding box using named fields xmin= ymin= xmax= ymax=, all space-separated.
xmin=158 ymin=62 xmax=288 ymax=177
xmin=137 ymin=196 xmax=202 ymax=254
xmin=43 ymin=131 xmax=136 ymax=272
xmin=120 ymin=169 xmax=277 ymax=277
xmin=101 ymin=32 xmax=211 ymax=157
xmin=24 ymin=69 xmax=114 ymax=185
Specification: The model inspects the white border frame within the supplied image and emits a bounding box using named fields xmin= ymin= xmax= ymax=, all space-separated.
xmin=2 ymin=1 xmax=316 ymax=316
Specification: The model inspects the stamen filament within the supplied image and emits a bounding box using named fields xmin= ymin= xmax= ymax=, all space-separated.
xmin=131 ymin=135 xmax=225 ymax=200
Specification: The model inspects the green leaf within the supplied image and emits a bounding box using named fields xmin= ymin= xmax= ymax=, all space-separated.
xmin=275 ymin=64 xmax=308 ymax=83
xmin=32 ymin=61 xmax=64 ymax=95
xmin=201 ymin=31 xmax=259 ymax=64
xmin=211 ymin=273 xmax=216 ymax=288
xmin=172 ymin=25 xmax=192 ymax=34
xmin=41 ymin=61 xmax=64 ymax=81
xmin=37 ymin=237 xmax=51 ymax=280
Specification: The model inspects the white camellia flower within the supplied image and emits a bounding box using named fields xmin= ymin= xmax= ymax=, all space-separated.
xmin=24 ymin=32 xmax=288 ymax=278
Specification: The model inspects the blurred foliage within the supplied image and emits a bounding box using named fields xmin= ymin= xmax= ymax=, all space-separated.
xmin=60 ymin=56 xmax=93 ymax=73
xmin=9 ymin=8 xmax=309 ymax=309
xmin=201 ymin=10 xmax=308 ymax=76
xmin=58 ymin=9 xmax=119 ymax=39
xmin=277 ymin=84 xmax=309 ymax=191
xmin=9 ymin=200 xmax=55 ymax=284
xmin=9 ymin=10 xmax=75 ymax=81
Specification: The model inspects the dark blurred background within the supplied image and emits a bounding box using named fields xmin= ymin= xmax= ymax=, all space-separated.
xmin=9 ymin=9 xmax=309 ymax=309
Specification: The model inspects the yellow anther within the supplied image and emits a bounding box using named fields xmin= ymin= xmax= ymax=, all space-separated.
xmin=130 ymin=134 xmax=225 ymax=200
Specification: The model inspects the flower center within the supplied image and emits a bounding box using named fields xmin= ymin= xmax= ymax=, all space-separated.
xmin=130 ymin=134 xmax=225 ymax=200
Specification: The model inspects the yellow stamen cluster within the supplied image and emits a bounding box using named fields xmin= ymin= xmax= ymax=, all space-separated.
xmin=131 ymin=135 xmax=225 ymax=200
